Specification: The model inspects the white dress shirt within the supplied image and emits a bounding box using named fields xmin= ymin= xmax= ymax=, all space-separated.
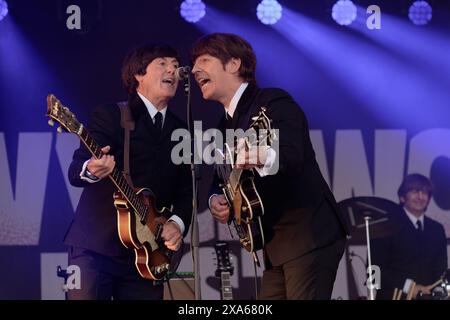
xmin=404 ymin=208 xmax=425 ymax=231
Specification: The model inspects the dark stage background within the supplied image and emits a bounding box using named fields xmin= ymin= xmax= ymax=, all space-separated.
xmin=1 ymin=0 xmax=450 ymax=299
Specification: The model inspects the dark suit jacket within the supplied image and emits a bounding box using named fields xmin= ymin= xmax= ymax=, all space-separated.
xmin=371 ymin=210 xmax=448 ymax=300
xmin=65 ymin=94 xmax=192 ymax=258
xmin=210 ymin=83 xmax=349 ymax=266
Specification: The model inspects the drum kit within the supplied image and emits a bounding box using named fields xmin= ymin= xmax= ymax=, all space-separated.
xmin=339 ymin=196 xmax=450 ymax=300
xmin=391 ymin=270 xmax=450 ymax=300
xmin=416 ymin=270 xmax=450 ymax=300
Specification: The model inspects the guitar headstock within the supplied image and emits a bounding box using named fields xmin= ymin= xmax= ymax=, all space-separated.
xmin=214 ymin=241 xmax=234 ymax=277
xmin=249 ymin=107 xmax=277 ymax=146
xmin=441 ymin=269 xmax=450 ymax=285
xmin=46 ymin=94 xmax=82 ymax=134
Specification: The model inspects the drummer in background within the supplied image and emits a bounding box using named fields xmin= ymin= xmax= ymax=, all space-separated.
xmin=371 ymin=173 xmax=448 ymax=300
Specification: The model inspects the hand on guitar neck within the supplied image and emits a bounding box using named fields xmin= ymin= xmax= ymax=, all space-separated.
xmin=86 ymin=145 xmax=115 ymax=179
xmin=235 ymin=138 xmax=268 ymax=170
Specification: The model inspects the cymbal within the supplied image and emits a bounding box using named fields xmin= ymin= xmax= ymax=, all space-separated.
xmin=338 ymin=196 xmax=403 ymax=244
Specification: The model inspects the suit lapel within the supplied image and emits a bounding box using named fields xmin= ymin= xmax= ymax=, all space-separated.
xmin=127 ymin=94 xmax=157 ymax=136
xmin=399 ymin=209 xmax=417 ymax=233
xmin=160 ymin=111 xmax=176 ymax=140
xmin=129 ymin=94 xmax=148 ymax=123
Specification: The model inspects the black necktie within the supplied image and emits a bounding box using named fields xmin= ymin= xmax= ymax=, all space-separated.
xmin=416 ymin=220 xmax=423 ymax=232
xmin=226 ymin=113 xmax=233 ymax=129
xmin=153 ymin=112 xmax=162 ymax=138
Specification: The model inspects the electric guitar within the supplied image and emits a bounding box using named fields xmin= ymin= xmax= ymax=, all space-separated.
xmin=214 ymin=241 xmax=234 ymax=300
xmin=215 ymin=107 xmax=276 ymax=267
xmin=46 ymin=94 xmax=178 ymax=280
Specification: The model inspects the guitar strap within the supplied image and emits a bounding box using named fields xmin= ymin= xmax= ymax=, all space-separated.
xmin=117 ymin=101 xmax=135 ymax=188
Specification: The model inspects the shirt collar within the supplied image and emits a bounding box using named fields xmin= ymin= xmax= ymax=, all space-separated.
xmin=137 ymin=92 xmax=167 ymax=125
xmin=404 ymin=208 xmax=425 ymax=230
xmin=225 ymin=82 xmax=248 ymax=119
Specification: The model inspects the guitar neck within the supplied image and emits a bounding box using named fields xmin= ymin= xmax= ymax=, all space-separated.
xmin=78 ymin=126 xmax=146 ymax=219
xmin=228 ymin=168 xmax=243 ymax=192
xmin=220 ymin=272 xmax=233 ymax=300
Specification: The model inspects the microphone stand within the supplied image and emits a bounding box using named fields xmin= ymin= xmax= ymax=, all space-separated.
xmin=183 ymin=71 xmax=201 ymax=300
xmin=365 ymin=216 xmax=375 ymax=300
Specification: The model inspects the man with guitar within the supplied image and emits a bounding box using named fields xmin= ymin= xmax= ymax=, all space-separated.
xmin=64 ymin=43 xmax=192 ymax=299
xmin=191 ymin=33 xmax=349 ymax=299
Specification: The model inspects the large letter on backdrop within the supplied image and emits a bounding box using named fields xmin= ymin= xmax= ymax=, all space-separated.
xmin=0 ymin=133 xmax=52 ymax=245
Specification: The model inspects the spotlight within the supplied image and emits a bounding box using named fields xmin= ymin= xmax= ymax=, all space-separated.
xmin=409 ymin=1 xmax=432 ymax=26
xmin=257 ymin=0 xmax=282 ymax=25
xmin=0 ymin=0 xmax=8 ymax=22
xmin=180 ymin=0 xmax=206 ymax=23
xmin=332 ymin=0 xmax=357 ymax=26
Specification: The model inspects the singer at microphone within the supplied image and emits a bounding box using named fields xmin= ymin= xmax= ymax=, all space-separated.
xmin=176 ymin=66 xmax=191 ymax=81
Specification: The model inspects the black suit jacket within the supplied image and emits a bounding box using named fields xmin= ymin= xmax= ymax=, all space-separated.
xmin=65 ymin=94 xmax=192 ymax=258
xmin=371 ymin=210 xmax=447 ymax=300
xmin=210 ymin=83 xmax=349 ymax=266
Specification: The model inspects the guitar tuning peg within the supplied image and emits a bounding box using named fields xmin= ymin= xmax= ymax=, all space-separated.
xmin=48 ymin=119 xmax=54 ymax=127
xmin=57 ymin=126 xmax=63 ymax=133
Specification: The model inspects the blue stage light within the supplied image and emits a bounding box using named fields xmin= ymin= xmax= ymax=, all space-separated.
xmin=0 ymin=0 xmax=8 ymax=22
xmin=409 ymin=1 xmax=432 ymax=26
xmin=332 ymin=0 xmax=357 ymax=26
xmin=180 ymin=0 xmax=206 ymax=23
xmin=257 ymin=0 xmax=282 ymax=25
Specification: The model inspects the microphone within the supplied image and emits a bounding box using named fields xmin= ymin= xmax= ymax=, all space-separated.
xmin=175 ymin=66 xmax=191 ymax=81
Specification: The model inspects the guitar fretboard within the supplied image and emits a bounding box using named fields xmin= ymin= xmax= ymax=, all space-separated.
xmin=221 ymin=272 xmax=233 ymax=300
xmin=79 ymin=126 xmax=147 ymax=221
